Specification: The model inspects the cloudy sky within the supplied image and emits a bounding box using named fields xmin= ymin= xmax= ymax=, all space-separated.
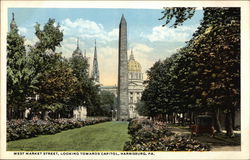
xmin=8 ymin=8 xmax=203 ymax=86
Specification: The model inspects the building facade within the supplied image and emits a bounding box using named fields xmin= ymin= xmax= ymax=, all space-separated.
xmin=100 ymin=50 xmax=144 ymax=119
xmin=127 ymin=50 xmax=144 ymax=118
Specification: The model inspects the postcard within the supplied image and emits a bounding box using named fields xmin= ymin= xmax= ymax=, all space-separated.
xmin=0 ymin=1 xmax=249 ymax=160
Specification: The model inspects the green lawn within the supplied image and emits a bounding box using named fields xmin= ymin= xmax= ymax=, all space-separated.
xmin=7 ymin=121 xmax=130 ymax=151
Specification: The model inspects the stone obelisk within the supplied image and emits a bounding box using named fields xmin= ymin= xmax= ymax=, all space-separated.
xmin=117 ymin=14 xmax=129 ymax=121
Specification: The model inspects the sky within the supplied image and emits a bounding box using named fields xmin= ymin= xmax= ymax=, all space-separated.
xmin=8 ymin=8 xmax=203 ymax=86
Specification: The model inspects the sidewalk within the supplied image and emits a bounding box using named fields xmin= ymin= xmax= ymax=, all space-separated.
xmin=168 ymin=124 xmax=241 ymax=151
xmin=211 ymin=145 xmax=241 ymax=151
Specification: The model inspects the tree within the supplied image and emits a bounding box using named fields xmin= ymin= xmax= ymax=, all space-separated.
xmin=35 ymin=18 xmax=63 ymax=52
xmin=69 ymin=55 xmax=101 ymax=116
xmin=159 ymin=7 xmax=240 ymax=136
xmin=135 ymin=101 xmax=149 ymax=117
xmin=159 ymin=7 xmax=196 ymax=28
xmin=7 ymin=21 xmax=39 ymax=119
xmin=141 ymin=60 xmax=172 ymax=121
xmin=99 ymin=91 xmax=115 ymax=117
xmin=37 ymin=57 xmax=78 ymax=118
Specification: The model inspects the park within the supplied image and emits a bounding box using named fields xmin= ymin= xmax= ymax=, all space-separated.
xmin=6 ymin=7 xmax=240 ymax=151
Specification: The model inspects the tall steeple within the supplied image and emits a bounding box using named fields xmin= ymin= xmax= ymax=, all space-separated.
xmin=91 ymin=39 xmax=100 ymax=83
xmin=117 ymin=14 xmax=129 ymax=120
xmin=10 ymin=12 xmax=17 ymax=32
xmin=77 ymin=37 xmax=80 ymax=49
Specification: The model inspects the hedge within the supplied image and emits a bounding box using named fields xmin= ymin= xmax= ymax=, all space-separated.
xmin=124 ymin=118 xmax=211 ymax=151
xmin=7 ymin=118 xmax=111 ymax=141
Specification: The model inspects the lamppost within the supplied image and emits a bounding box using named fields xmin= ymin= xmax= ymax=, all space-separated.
xmin=115 ymin=109 xmax=118 ymax=121
xmin=111 ymin=110 xmax=114 ymax=121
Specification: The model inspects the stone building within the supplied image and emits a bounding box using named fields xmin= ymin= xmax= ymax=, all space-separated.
xmin=127 ymin=49 xmax=144 ymax=118
xmin=100 ymin=50 xmax=144 ymax=119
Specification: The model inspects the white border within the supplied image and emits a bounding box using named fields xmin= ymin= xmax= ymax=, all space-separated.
xmin=1 ymin=1 xmax=249 ymax=160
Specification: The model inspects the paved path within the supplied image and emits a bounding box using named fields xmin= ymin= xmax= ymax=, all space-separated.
xmin=168 ymin=124 xmax=241 ymax=151
xmin=169 ymin=126 xmax=191 ymax=135
xmin=211 ymin=146 xmax=241 ymax=151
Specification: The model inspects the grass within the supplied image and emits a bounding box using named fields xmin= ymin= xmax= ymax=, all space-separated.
xmin=7 ymin=121 xmax=130 ymax=151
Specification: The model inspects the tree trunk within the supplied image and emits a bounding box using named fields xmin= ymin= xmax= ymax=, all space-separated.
xmin=213 ymin=107 xmax=222 ymax=133
xmin=7 ymin=106 xmax=13 ymax=120
xmin=43 ymin=110 xmax=49 ymax=120
xmin=225 ymin=111 xmax=234 ymax=137
xmin=231 ymin=107 xmax=235 ymax=130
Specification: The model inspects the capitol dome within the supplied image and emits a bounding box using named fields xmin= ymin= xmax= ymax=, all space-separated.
xmin=128 ymin=51 xmax=141 ymax=72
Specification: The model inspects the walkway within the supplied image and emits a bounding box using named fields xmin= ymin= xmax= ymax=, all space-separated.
xmin=7 ymin=121 xmax=130 ymax=151
xmin=168 ymin=124 xmax=241 ymax=151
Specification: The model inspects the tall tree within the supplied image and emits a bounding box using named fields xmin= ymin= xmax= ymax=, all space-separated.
xmin=159 ymin=7 xmax=240 ymax=136
xmin=69 ymin=55 xmax=101 ymax=116
xmin=7 ymin=17 xmax=39 ymax=119
xmin=35 ymin=18 xmax=63 ymax=52
xmin=99 ymin=90 xmax=115 ymax=117
xmin=37 ymin=57 xmax=78 ymax=117
xmin=29 ymin=18 xmax=65 ymax=117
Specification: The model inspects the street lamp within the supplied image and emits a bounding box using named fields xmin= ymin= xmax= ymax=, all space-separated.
xmin=111 ymin=110 xmax=114 ymax=121
xmin=115 ymin=109 xmax=117 ymax=121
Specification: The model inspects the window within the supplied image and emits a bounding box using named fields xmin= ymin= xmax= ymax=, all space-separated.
xmin=130 ymin=92 xmax=133 ymax=103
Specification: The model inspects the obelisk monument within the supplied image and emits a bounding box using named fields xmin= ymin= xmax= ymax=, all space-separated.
xmin=117 ymin=15 xmax=129 ymax=121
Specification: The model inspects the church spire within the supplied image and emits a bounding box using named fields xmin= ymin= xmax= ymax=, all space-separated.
xmin=77 ymin=37 xmax=79 ymax=49
xmin=91 ymin=39 xmax=100 ymax=83
xmin=10 ymin=12 xmax=17 ymax=32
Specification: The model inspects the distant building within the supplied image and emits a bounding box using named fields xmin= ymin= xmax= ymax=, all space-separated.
xmin=127 ymin=49 xmax=144 ymax=118
xmin=10 ymin=12 xmax=17 ymax=32
xmin=100 ymin=50 xmax=144 ymax=118
xmin=91 ymin=40 xmax=100 ymax=84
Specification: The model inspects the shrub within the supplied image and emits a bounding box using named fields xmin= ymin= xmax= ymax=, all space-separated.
xmin=128 ymin=118 xmax=152 ymax=135
xmin=7 ymin=117 xmax=111 ymax=141
xmin=124 ymin=118 xmax=210 ymax=151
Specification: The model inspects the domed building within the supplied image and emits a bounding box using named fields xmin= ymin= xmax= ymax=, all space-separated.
xmin=72 ymin=38 xmax=83 ymax=57
xmin=127 ymin=49 xmax=144 ymax=118
xmin=100 ymin=49 xmax=144 ymax=119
